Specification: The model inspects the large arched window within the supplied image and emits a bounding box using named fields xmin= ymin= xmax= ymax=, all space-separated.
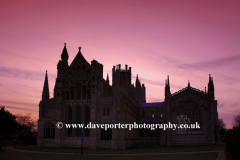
xmin=177 ymin=101 xmax=202 ymax=133
xmin=101 ymin=128 xmax=112 ymax=140
xmin=85 ymin=106 xmax=90 ymax=137
xmin=76 ymin=106 xmax=81 ymax=137
xmin=44 ymin=122 xmax=55 ymax=139
xmin=83 ymin=66 xmax=87 ymax=78
xmin=91 ymin=77 xmax=96 ymax=88
xmin=68 ymin=107 xmax=72 ymax=137
xmin=177 ymin=114 xmax=191 ymax=132
xmin=87 ymin=90 xmax=91 ymax=100
xmin=76 ymin=84 xmax=81 ymax=100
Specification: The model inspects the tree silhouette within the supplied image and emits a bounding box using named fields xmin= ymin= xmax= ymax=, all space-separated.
xmin=0 ymin=106 xmax=19 ymax=138
xmin=218 ymin=118 xmax=226 ymax=130
xmin=15 ymin=113 xmax=37 ymax=137
xmin=233 ymin=114 xmax=240 ymax=127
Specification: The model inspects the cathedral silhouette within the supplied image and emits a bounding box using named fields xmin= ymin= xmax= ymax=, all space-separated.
xmin=37 ymin=43 xmax=220 ymax=149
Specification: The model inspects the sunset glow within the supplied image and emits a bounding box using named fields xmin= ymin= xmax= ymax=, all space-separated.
xmin=1 ymin=0 xmax=240 ymax=129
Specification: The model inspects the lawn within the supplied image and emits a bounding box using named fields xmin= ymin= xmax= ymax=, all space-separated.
xmin=0 ymin=149 xmax=218 ymax=160
xmin=14 ymin=144 xmax=226 ymax=154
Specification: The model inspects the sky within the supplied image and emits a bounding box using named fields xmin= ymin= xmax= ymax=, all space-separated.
xmin=0 ymin=0 xmax=240 ymax=129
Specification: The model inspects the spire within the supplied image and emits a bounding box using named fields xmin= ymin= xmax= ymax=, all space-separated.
xmin=42 ymin=70 xmax=50 ymax=100
xmin=165 ymin=75 xmax=171 ymax=99
xmin=188 ymin=80 xmax=190 ymax=87
xmin=61 ymin=43 xmax=69 ymax=62
xmin=208 ymin=74 xmax=215 ymax=100
xmin=208 ymin=74 xmax=214 ymax=86
xmin=209 ymin=74 xmax=213 ymax=83
xmin=106 ymin=73 xmax=109 ymax=84
xmin=166 ymin=75 xmax=170 ymax=87
xmin=136 ymin=74 xmax=141 ymax=88
xmin=168 ymin=75 xmax=169 ymax=86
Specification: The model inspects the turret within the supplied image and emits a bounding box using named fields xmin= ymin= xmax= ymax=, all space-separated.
xmin=112 ymin=64 xmax=131 ymax=88
xmin=208 ymin=74 xmax=215 ymax=100
xmin=91 ymin=59 xmax=103 ymax=78
xmin=141 ymin=84 xmax=146 ymax=103
xmin=61 ymin=43 xmax=69 ymax=66
xmin=135 ymin=74 xmax=141 ymax=90
xmin=42 ymin=70 xmax=50 ymax=100
xmin=57 ymin=43 xmax=69 ymax=78
xmin=165 ymin=75 xmax=171 ymax=100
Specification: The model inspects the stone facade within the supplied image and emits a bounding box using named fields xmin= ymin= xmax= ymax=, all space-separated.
xmin=37 ymin=44 xmax=220 ymax=149
xmin=160 ymin=76 xmax=221 ymax=145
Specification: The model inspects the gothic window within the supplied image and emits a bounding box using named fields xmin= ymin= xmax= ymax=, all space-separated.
xmin=43 ymin=122 xmax=55 ymax=139
xmin=87 ymin=70 xmax=90 ymax=77
xmin=76 ymin=106 xmax=81 ymax=137
xmin=88 ymin=81 xmax=91 ymax=88
xmin=76 ymin=84 xmax=81 ymax=100
xmin=77 ymin=67 xmax=81 ymax=78
xmin=83 ymin=66 xmax=87 ymax=78
xmin=85 ymin=106 xmax=90 ymax=137
xmin=66 ymin=92 xmax=69 ymax=100
xmin=87 ymin=90 xmax=91 ymax=100
xmin=70 ymin=87 xmax=74 ymax=100
xmin=91 ymin=77 xmax=96 ymax=88
xmin=68 ymin=107 xmax=72 ymax=137
xmin=72 ymin=68 xmax=76 ymax=78
xmin=177 ymin=101 xmax=202 ymax=133
xmin=192 ymin=106 xmax=202 ymax=131
xmin=82 ymin=86 xmax=86 ymax=100
xmin=177 ymin=114 xmax=191 ymax=132
xmin=101 ymin=128 xmax=112 ymax=140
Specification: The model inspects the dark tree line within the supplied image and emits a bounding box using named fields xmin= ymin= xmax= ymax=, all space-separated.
xmin=0 ymin=106 xmax=37 ymax=144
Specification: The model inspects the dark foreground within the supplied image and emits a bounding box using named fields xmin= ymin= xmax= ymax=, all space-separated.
xmin=0 ymin=147 xmax=218 ymax=160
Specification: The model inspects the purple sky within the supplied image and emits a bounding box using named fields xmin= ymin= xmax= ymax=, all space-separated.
xmin=1 ymin=0 xmax=240 ymax=129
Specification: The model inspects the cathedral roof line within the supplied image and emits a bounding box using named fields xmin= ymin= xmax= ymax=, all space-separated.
xmin=171 ymin=85 xmax=206 ymax=97
xmin=69 ymin=46 xmax=91 ymax=68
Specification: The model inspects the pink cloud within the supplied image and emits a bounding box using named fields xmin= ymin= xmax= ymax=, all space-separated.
xmin=1 ymin=0 xmax=240 ymax=129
